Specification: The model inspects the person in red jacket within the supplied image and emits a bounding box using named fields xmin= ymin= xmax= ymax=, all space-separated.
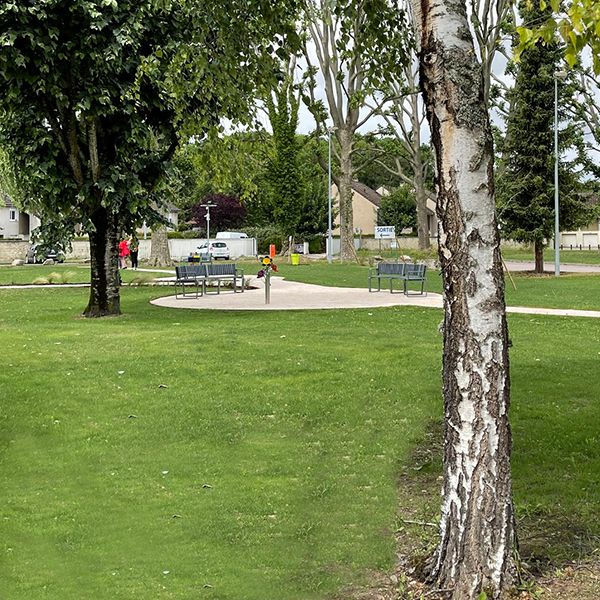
xmin=118 ymin=238 xmax=130 ymax=269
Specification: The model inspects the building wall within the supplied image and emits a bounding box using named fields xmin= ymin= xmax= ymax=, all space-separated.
xmin=331 ymin=185 xmax=378 ymax=235
xmin=558 ymin=230 xmax=600 ymax=249
xmin=0 ymin=207 xmax=21 ymax=238
xmin=0 ymin=208 xmax=39 ymax=241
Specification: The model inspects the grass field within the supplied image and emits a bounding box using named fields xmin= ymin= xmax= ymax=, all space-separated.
xmin=500 ymin=246 xmax=600 ymax=265
xmin=5 ymin=261 xmax=600 ymax=312
xmin=1 ymin=283 xmax=599 ymax=599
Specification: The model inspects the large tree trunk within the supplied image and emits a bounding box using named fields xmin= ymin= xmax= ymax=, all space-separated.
xmin=414 ymin=165 xmax=431 ymax=250
xmin=83 ymin=206 xmax=121 ymax=317
xmin=149 ymin=225 xmax=171 ymax=267
xmin=534 ymin=240 xmax=544 ymax=274
xmin=410 ymin=91 xmax=432 ymax=251
xmin=416 ymin=0 xmax=516 ymax=597
xmin=338 ymin=128 xmax=357 ymax=262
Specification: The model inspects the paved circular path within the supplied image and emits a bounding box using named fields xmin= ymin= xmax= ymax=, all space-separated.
xmin=150 ymin=276 xmax=600 ymax=318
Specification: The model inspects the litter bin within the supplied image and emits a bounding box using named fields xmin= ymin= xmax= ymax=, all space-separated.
xmin=291 ymin=253 xmax=300 ymax=266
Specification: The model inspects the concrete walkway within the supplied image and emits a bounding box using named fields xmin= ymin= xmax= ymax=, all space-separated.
xmin=150 ymin=276 xmax=600 ymax=318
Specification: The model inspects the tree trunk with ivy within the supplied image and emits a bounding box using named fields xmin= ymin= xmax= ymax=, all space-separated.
xmin=414 ymin=162 xmax=431 ymax=250
xmin=338 ymin=128 xmax=357 ymax=262
xmin=149 ymin=225 xmax=171 ymax=267
xmin=83 ymin=206 xmax=121 ymax=317
xmin=415 ymin=0 xmax=516 ymax=596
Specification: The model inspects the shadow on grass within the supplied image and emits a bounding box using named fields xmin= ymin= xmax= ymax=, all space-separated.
xmin=394 ymin=420 xmax=600 ymax=581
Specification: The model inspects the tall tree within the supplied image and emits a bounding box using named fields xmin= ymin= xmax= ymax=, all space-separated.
xmin=303 ymin=0 xmax=410 ymax=261
xmin=413 ymin=0 xmax=515 ymax=596
xmin=264 ymin=64 xmax=305 ymax=248
xmin=498 ymin=1 xmax=594 ymax=273
xmin=517 ymin=0 xmax=600 ymax=74
xmin=0 ymin=0 xmax=297 ymax=316
xmin=371 ymin=69 xmax=436 ymax=250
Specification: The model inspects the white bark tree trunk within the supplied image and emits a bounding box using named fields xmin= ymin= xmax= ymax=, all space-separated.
xmin=414 ymin=0 xmax=516 ymax=596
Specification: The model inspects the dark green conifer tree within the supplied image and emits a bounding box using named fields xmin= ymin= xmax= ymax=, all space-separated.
xmin=497 ymin=1 xmax=594 ymax=273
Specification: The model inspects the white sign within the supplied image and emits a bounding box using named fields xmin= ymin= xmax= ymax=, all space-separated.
xmin=375 ymin=226 xmax=396 ymax=239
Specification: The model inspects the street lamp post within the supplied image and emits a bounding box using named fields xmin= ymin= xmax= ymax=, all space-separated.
xmin=554 ymin=70 xmax=566 ymax=277
xmin=201 ymin=202 xmax=216 ymax=257
xmin=327 ymin=126 xmax=334 ymax=264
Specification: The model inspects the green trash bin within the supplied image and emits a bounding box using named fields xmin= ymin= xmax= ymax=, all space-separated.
xmin=291 ymin=253 xmax=300 ymax=266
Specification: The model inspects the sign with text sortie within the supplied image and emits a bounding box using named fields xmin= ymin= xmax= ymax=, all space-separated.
xmin=375 ymin=226 xmax=395 ymax=239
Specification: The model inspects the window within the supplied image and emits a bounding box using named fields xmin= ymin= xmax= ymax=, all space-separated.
xmin=9 ymin=209 xmax=17 ymax=221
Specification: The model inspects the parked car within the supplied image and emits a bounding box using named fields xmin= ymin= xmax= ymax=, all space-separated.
xmin=197 ymin=241 xmax=230 ymax=260
xmin=26 ymin=244 xmax=65 ymax=264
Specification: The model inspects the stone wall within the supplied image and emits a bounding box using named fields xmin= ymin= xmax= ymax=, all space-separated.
xmin=0 ymin=240 xmax=30 ymax=264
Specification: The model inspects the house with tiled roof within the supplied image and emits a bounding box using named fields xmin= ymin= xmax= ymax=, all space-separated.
xmin=331 ymin=181 xmax=437 ymax=238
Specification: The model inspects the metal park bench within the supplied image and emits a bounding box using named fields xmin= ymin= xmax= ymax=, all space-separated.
xmin=204 ymin=262 xmax=245 ymax=294
xmin=368 ymin=262 xmax=427 ymax=295
xmin=175 ymin=265 xmax=206 ymax=298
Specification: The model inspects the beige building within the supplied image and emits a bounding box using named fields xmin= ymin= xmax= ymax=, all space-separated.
xmin=331 ymin=181 xmax=437 ymax=238
xmin=331 ymin=181 xmax=381 ymax=235
xmin=559 ymin=219 xmax=600 ymax=249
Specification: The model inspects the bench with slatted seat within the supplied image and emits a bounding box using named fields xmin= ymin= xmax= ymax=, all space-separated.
xmin=175 ymin=264 xmax=206 ymax=298
xmin=368 ymin=262 xmax=427 ymax=295
xmin=204 ymin=263 xmax=245 ymax=294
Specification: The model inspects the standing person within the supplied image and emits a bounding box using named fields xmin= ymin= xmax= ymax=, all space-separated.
xmin=129 ymin=235 xmax=139 ymax=270
xmin=118 ymin=238 xmax=130 ymax=269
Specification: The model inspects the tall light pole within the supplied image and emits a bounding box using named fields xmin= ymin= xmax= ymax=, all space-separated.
xmin=201 ymin=202 xmax=216 ymax=256
xmin=554 ymin=70 xmax=566 ymax=277
xmin=327 ymin=126 xmax=335 ymax=264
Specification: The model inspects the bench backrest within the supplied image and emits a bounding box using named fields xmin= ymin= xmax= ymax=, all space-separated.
xmin=405 ymin=263 xmax=426 ymax=278
xmin=206 ymin=263 xmax=236 ymax=277
xmin=378 ymin=262 xmax=406 ymax=276
xmin=177 ymin=264 xmax=205 ymax=279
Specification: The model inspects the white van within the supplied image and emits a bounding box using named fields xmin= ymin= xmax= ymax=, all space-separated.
xmin=216 ymin=231 xmax=248 ymax=239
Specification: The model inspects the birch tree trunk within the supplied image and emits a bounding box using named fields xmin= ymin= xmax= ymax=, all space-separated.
xmin=83 ymin=205 xmax=121 ymax=317
xmin=414 ymin=0 xmax=516 ymax=596
xmin=149 ymin=225 xmax=171 ymax=267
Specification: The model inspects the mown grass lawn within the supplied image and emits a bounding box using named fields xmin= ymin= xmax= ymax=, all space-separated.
xmin=500 ymin=246 xmax=600 ymax=265
xmin=273 ymin=261 xmax=600 ymax=311
xmin=1 ymin=284 xmax=599 ymax=599
xmin=4 ymin=261 xmax=600 ymax=312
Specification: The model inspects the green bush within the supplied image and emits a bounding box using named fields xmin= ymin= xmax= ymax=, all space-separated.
xmin=308 ymin=237 xmax=325 ymax=254
xmin=378 ymin=185 xmax=417 ymax=232
xmin=244 ymin=225 xmax=284 ymax=254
